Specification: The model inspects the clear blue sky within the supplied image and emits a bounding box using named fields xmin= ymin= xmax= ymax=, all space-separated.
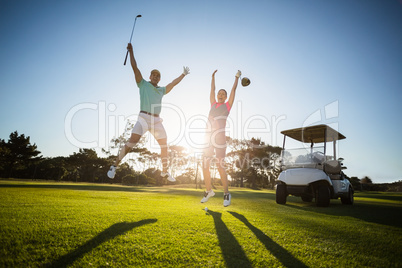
xmin=1 ymin=0 xmax=401 ymax=183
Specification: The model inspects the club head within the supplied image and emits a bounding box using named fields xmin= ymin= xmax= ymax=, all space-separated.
xmin=241 ymin=77 xmax=251 ymax=87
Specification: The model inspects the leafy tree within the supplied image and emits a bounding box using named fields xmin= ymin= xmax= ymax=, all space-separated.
xmin=193 ymin=156 xmax=203 ymax=189
xmin=360 ymin=176 xmax=373 ymax=191
xmin=361 ymin=176 xmax=373 ymax=184
xmin=136 ymin=150 xmax=159 ymax=172
xmin=143 ymin=168 xmax=163 ymax=186
xmin=110 ymin=162 xmax=137 ymax=183
xmin=35 ymin=157 xmax=69 ymax=181
xmin=68 ymin=149 xmax=109 ymax=182
xmin=176 ymin=167 xmax=196 ymax=184
xmin=122 ymin=174 xmax=136 ymax=185
xmin=121 ymin=173 xmax=150 ymax=185
xmin=226 ymin=138 xmax=251 ymax=187
xmin=169 ymin=145 xmax=190 ymax=179
xmin=0 ymin=139 xmax=11 ymax=174
xmin=226 ymin=137 xmax=281 ymax=189
xmin=107 ymin=131 xmax=153 ymax=172
xmin=349 ymin=176 xmax=361 ymax=191
xmin=0 ymin=131 xmax=41 ymax=178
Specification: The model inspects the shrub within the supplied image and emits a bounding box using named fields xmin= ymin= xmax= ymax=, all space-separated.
xmin=122 ymin=173 xmax=152 ymax=186
xmin=122 ymin=174 xmax=136 ymax=185
xmin=137 ymin=174 xmax=149 ymax=185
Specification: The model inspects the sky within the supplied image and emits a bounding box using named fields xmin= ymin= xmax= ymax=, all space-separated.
xmin=1 ymin=0 xmax=401 ymax=183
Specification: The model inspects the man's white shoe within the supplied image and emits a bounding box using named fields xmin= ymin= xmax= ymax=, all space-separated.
xmin=161 ymin=172 xmax=176 ymax=182
xmin=201 ymin=190 xmax=215 ymax=203
xmin=223 ymin=193 xmax=231 ymax=207
xmin=107 ymin=165 xmax=116 ymax=179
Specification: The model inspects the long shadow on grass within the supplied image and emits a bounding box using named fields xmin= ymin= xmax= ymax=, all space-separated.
xmin=0 ymin=182 xmax=202 ymax=197
xmin=285 ymin=201 xmax=402 ymax=228
xmin=0 ymin=182 xmax=149 ymax=193
xmin=47 ymin=219 xmax=157 ymax=268
xmin=228 ymin=211 xmax=308 ymax=268
xmin=208 ymin=210 xmax=253 ymax=268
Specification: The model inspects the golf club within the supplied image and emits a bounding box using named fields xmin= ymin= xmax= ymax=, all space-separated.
xmin=124 ymin=14 xmax=142 ymax=65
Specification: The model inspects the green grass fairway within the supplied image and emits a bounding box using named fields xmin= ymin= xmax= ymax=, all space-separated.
xmin=0 ymin=181 xmax=401 ymax=267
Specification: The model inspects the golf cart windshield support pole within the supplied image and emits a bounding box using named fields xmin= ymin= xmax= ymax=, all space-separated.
xmin=310 ymin=141 xmax=313 ymax=155
xmin=281 ymin=135 xmax=286 ymax=161
xmin=334 ymin=140 xmax=337 ymax=160
xmin=282 ymin=135 xmax=286 ymax=150
xmin=324 ymin=128 xmax=327 ymax=157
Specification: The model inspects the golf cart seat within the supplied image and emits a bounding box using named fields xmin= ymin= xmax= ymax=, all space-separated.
xmin=324 ymin=160 xmax=342 ymax=174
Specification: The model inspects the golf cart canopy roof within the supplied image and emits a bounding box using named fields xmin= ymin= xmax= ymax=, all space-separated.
xmin=281 ymin=124 xmax=346 ymax=143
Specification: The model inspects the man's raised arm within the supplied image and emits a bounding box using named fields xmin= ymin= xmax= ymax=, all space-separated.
xmin=166 ymin=66 xmax=190 ymax=94
xmin=127 ymin=43 xmax=143 ymax=83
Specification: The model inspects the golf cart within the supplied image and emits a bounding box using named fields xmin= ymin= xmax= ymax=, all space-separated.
xmin=275 ymin=124 xmax=354 ymax=207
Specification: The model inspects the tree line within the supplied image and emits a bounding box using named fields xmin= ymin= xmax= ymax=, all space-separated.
xmin=0 ymin=131 xmax=283 ymax=188
xmin=1 ymin=131 xmax=400 ymax=191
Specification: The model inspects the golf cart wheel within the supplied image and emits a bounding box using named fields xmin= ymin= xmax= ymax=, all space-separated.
xmin=341 ymin=187 xmax=354 ymax=205
xmin=301 ymin=195 xmax=313 ymax=202
xmin=276 ymin=184 xmax=287 ymax=205
xmin=316 ymin=184 xmax=330 ymax=207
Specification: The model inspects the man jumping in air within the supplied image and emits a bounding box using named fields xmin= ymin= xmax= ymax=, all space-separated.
xmin=201 ymin=69 xmax=241 ymax=207
xmin=107 ymin=43 xmax=190 ymax=181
